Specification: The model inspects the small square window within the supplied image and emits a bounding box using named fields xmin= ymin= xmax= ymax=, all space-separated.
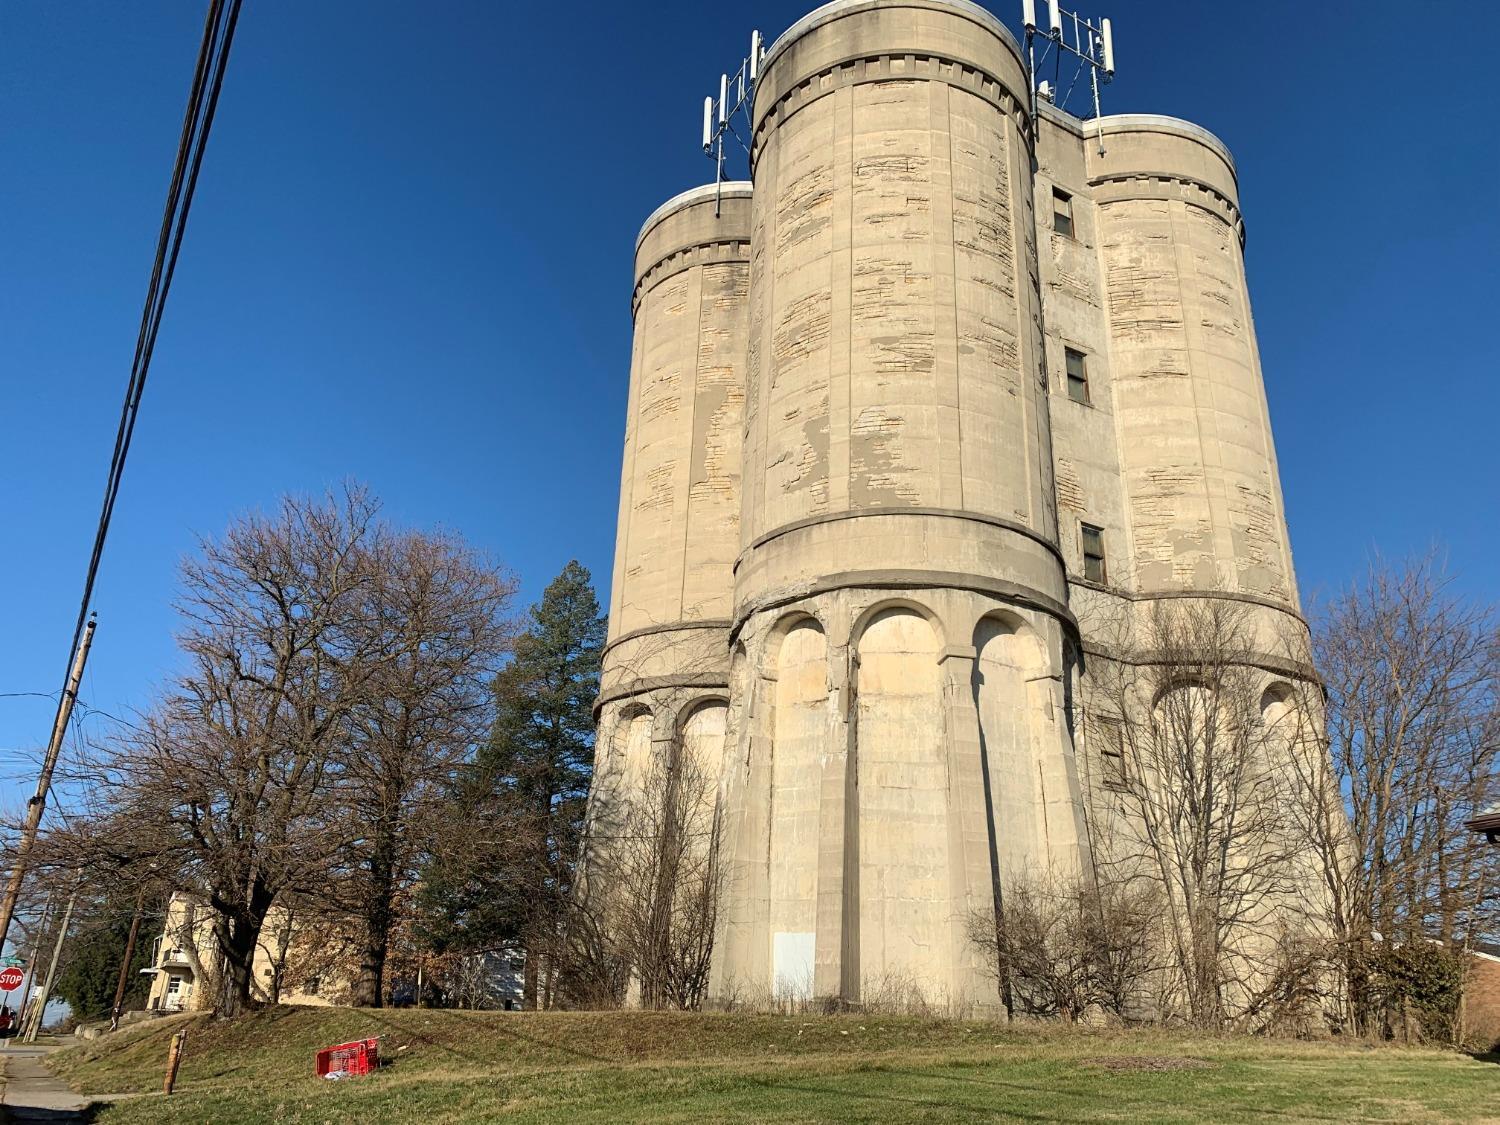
xmin=1065 ymin=347 xmax=1090 ymax=404
xmin=1052 ymin=188 xmax=1074 ymax=238
xmin=1081 ymin=523 xmax=1107 ymax=584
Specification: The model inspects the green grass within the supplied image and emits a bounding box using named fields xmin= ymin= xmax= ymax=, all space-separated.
xmin=46 ymin=1007 xmax=1500 ymax=1124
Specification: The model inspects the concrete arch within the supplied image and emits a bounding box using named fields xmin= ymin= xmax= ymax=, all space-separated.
xmin=1259 ymin=680 xmax=1299 ymax=742
xmin=855 ymin=607 xmax=947 ymax=1002
xmin=677 ymin=698 xmax=730 ymax=860
xmin=588 ymin=703 xmax=656 ymax=851
xmin=768 ymin=615 xmax=830 ymax=1001
xmin=616 ymin=699 xmax=652 ymax=722
xmin=760 ymin=609 xmax=829 ymax=680
xmin=971 ymin=613 xmax=1049 ymax=884
xmin=1149 ymin=671 xmax=1213 ymax=711
xmin=850 ymin=597 xmax=947 ymax=657
xmin=675 ymin=694 xmax=731 ymax=732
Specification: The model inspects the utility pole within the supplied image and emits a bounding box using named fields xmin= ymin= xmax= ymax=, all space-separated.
xmin=24 ymin=885 xmax=76 ymax=1043
xmin=0 ymin=615 xmax=96 ymax=957
xmin=110 ymin=886 xmax=147 ymax=1031
xmin=10 ymin=893 xmax=53 ymax=1032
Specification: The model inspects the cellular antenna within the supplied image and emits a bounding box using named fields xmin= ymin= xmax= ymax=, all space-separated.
xmin=700 ymin=29 xmax=764 ymax=216
xmin=1022 ymin=2 xmax=1116 ymax=153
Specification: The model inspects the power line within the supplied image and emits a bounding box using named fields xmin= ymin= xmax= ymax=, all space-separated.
xmin=64 ymin=0 xmax=243 ymax=689
xmin=0 ymin=0 xmax=246 ymax=958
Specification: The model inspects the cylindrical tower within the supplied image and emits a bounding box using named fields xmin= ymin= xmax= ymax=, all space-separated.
xmin=1087 ymin=116 xmax=1299 ymax=620
xmin=737 ymin=0 xmax=1063 ymax=620
xmin=713 ymin=0 xmax=1088 ymax=1013
xmin=591 ymin=184 xmax=751 ymax=858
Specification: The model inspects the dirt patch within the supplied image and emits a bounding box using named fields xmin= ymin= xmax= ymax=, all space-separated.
xmin=1081 ymin=1056 xmax=1216 ymax=1072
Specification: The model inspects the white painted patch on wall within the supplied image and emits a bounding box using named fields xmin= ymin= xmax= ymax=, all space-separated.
xmin=773 ymin=931 xmax=815 ymax=1000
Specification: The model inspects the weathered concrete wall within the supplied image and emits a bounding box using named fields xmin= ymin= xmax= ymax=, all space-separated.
xmin=590 ymin=186 xmax=751 ymax=892
xmin=591 ymin=0 xmax=1322 ymax=1018
xmin=737 ymin=0 xmax=1063 ymax=625
xmin=601 ymin=183 xmax=750 ymax=707
xmin=1086 ymin=116 xmax=1298 ymax=608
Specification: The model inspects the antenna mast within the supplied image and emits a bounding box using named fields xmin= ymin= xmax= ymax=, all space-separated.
xmin=1021 ymin=1 xmax=1116 ymax=154
xmin=701 ymin=30 xmax=765 ymax=216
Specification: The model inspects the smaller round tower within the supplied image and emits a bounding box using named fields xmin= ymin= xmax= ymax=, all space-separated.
xmin=591 ymin=183 xmax=752 ymax=850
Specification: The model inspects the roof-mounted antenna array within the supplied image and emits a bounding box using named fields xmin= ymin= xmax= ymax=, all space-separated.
xmin=701 ymin=30 xmax=764 ymax=216
xmin=1021 ymin=1 xmax=1115 ymax=154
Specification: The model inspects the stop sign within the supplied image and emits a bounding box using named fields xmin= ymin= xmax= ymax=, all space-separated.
xmin=0 ymin=966 xmax=24 ymax=992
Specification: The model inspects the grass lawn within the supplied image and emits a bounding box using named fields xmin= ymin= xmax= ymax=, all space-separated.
xmin=46 ymin=1007 xmax=1500 ymax=1124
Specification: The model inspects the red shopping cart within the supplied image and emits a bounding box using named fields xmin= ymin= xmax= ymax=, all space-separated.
xmin=315 ymin=1036 xmax=380 ymax=1078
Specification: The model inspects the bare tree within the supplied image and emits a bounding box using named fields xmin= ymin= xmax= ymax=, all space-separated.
xmin=582 ymin=724 xmax=724 ymax=1010
xmin=318 ymin=527 xmax=516 ymax=1007
xmin=1088 ymin=598 xmax=1323 ymax=1028
xmin=1295 ymin=555 xmax=1497 ymax=1037
xmin=79 ymin=488 xmax=386 ymax=1015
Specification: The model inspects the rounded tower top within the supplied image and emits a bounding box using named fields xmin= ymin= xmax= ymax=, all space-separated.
xmin=633 ymin=182 xmax=752 ymax=290
xmin=1085 ymin=114 xmax=1239 ymax=213
xmin=753 ymin=0 xmax=1029 ymax=144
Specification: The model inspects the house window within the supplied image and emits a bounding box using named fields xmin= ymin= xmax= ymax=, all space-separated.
xmin=1081 ymin=523 xmax=1107 ymax=584
xmin=1096 ymin=718 xmax=1126 ymax=790
xmin=166 ymin=976 xmax=181 ymax=995
xmin=1052 ymin=188 xmax=1074 ymax=238
xmin=1065 ymin=347 xmax=1090 ymax=404
xmin=305 ymin=976 xmax=321 ymax=995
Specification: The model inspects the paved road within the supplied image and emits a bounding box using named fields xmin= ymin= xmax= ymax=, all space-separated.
xmin=0 ymin=1044 xmax=91 ymax=1122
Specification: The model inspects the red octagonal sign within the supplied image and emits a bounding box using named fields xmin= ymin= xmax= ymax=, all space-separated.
xmin=0 ymin=966 xmax=24 ymax=992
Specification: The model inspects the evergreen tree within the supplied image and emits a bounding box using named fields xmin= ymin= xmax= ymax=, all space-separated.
xmin=54 ymin=910 xmax=153 ymax=1023
xmin=421 ymin=561 xmax=604 ymax=1006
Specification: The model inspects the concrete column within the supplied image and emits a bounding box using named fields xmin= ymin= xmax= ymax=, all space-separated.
xmin=814 ymin=640 xmax=851 ymax=1000
xmin=938 ymin=641 xmax=996 ymax=1009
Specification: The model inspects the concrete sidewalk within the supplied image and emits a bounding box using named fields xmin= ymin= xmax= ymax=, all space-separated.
xmin=0 ymin=1044 xmax=90 ymax=1122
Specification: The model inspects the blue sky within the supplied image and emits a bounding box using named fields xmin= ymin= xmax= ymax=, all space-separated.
xmin=2 ymin=0 xmax=1496 ymax=798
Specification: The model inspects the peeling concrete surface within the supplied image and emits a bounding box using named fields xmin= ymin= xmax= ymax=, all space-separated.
xmin=591 ymin=0 xmax=1314 ymax=1015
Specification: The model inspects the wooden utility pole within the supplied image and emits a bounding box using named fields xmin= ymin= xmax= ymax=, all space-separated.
xmin=9 ymin=893 xmax=53 ymax=1032
xmin=24 ymin=885 xmax=77 ymax=1043
xmin=0 ymin=615 xmax=96 ymax=957
xmin=110 ymin=886 xmax=148 ymax=1031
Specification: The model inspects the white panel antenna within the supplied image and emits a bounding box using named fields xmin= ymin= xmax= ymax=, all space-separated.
xmin=1021 ymin=2 xmax=1116 ymax=152
xmin=700 ymin=29 xmax=765 ymax=216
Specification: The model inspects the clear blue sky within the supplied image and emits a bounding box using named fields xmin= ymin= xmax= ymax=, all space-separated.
xmin=2 ymin=1 xmax=1495 ymax=797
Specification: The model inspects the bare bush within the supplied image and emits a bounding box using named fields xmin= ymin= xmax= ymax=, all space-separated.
xmin=968 ymin=873 xmax=1164 ymax=1022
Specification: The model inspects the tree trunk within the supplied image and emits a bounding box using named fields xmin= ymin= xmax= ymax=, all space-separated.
xmin=214 ymin=909 xmax=262 ymax=1016
xmin=351 ymin=937 xmax=388 ymax=1009
xmin=352 ymin=812 xmax=399 ymax=1008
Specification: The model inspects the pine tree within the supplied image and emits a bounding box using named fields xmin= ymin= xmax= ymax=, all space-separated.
xmin=422 ymin=561 xmax=604 ymax=1006
xmin=54 ymin=910 xmax=153 ymax=1024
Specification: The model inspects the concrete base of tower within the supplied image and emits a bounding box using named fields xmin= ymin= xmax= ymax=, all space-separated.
xmin=708 ymin=582 xmax=1092 ymax=1014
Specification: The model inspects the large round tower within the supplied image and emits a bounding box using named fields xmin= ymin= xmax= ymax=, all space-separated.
xmin=714 ymin=0 xmax=1090 ymax=1011
xmin=591 ymin=184 xmax=752 ymax=854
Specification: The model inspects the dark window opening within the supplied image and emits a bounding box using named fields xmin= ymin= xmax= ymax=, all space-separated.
xmin=1065 ymin=347 xmax=1090 ymax=404
xmin=1097 ymin=719 xmax=1126 ymax=790
xmin=1052 ymin=188 xmax=1074 ymax=238
xmin=1081 ymin=523 xmax=1107 ymax=584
